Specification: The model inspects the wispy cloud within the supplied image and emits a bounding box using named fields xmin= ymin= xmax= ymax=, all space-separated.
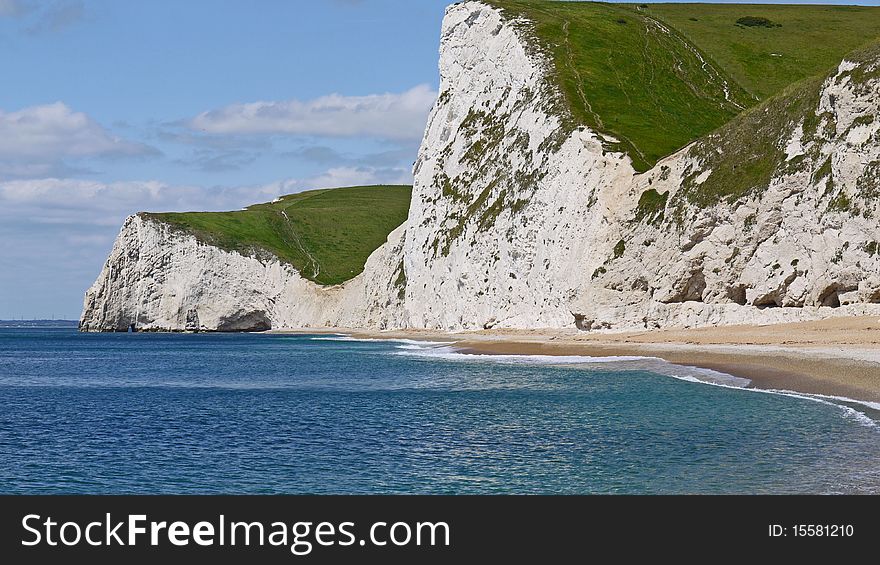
xmin=172 ymin=148 xmax=259 ymax=173
xmin=0 ymin=102 xmax=153 ymax=159
xmin=285 ymin=144 xmax=416 ymax=169
xmin=26 ymin=0 xmax=83 ymax=35
xmin=0 ymin=160 xmax=96 ymax=179
xmin=156 ymin=128 xmax=273 ymax=150
xmin=0 ymin=102 xmax=158 ymax=179
xmin=0 ymin=178 xmax=274 ymax=224
xmin=302 ymin=166 xmax=412 ymax=189
xmin=1 ymin=0 xmax=84 ymax=33
xmin=188 ymin=84 xmax=436 ymax=141
xmin=0 ymin=166 xmax=411 ymax=228
xmin=0 ymin=0 xmax=31 ymax=17
xmin=163 ymin=85 xmax=427 ymax=174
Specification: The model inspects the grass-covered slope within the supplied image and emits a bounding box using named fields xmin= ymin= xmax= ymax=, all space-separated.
xmin=143 ymin=185 xmax=411 ymax=286
xmin=670 ymin=40 xmax=880 ymax=216
xmin=486 ymin=1 xmax=880 ymax=171
xmin=644 ymin=3 xmax=880 ymax=101
xmin=488 ymin=0 xmax=752 ymax=171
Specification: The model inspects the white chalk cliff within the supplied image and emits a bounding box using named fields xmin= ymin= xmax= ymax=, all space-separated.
xmin=81 ymin=1 xmax=880 ymax=332
xmin=80 ymin=216 xmax=407 ymax=331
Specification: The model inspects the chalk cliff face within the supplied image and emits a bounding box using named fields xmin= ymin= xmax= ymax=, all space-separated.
xmin=81 ymin=1 xmax=880 ymax=332
xmin=402 ymin=3 xmax=633 ymax=330
xmin=574 ymin=53 xmax=880 ymax=330
xmin=80 ymin=215 xmax=407 ymax=331
xmin=401 ymin=1 xmax=880 ymax=331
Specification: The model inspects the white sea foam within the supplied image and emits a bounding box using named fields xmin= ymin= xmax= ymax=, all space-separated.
xmin=311 ymin=336 xmax=455 ymax=346
xmin=668 ymin=375 xmax=879 ymax=429
xmin=391 ymin=343 xmax=879 ymax=429
xmin=395 ymin=345 xmax=753 ymax=389
xmin=791 ymin=392 xmax=880 ymax=413
xmin=395 ymin=345 xmax=653 ymax=365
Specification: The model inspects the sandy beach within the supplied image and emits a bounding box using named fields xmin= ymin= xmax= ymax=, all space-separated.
xmin=298 ymin=316 xmax=880 ymax=405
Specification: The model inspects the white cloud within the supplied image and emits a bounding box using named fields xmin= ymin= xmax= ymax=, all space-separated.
xmin=1 ymin=178 xmax=270 ymax=226
xmin=0 ymin=166 xmax=411 ymax=226
xmin=286 ymin=144 xmax=417 ymax=168
xmin=0 ymin=102 xmax=153 ymax=160
xmin=0 ymin=160 xmax=93 ymax=178
xmin=0 ymin=0 xmax=29 ymax=17
xmin=304 ymin=166 xmax=412 ymax=189
xmin=188 ymin=84 xmax=436 ymax=141
xmin=0 ymin=0 xmax=84 ymax=33
xmin=26 ymin=0 xmax=83 ymax=35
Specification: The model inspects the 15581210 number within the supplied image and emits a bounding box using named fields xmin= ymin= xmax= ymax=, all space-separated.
xmin=791 ymin=525 xmax=854 ymax=537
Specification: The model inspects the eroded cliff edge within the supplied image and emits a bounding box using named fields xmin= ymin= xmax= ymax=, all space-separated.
xmin=81 ymin=1 xmax=880 ymax=332
xmin=80 ymin=215 xmax=407 ymax=331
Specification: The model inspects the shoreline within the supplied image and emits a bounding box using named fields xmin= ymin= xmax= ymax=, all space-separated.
xmin=456 ymin=341 xmax=880 ymax=406
xmin=275 ymin=316 xmax=880 ymax=406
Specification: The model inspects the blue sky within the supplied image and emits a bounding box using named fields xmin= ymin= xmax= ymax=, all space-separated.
xmin=0 ymin=0 xmax=878 ymax=319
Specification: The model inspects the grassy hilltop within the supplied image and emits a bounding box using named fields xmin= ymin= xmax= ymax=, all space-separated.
xmin=487 ymin=1 xmax=880 ymax=170
xmin=143 ymin=185 xmax=411 ymax=286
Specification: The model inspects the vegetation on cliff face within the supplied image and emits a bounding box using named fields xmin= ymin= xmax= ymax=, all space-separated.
xmin=143 ymin=185 xmax=411 ymax=286
xmin=673 ymin=75 xmax=824 ymax=212
xmin=484 ymin=1 xmax=880 ymax=171
xmin=427 ymin=90 xmax=552 ymax=258
xmin=668 ymin=41 xmax=880 ymax=218
xmin=634 ymin=188 xmax=669 ymax=225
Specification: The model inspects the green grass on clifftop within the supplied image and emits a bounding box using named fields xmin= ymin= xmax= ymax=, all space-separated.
xmin=486 ymin=1 xmax=880 ymax=171
xmin=644 ymin=3 xmax=880 ymax=101
xmin=142 ymin=185 xmax=411 ymax=286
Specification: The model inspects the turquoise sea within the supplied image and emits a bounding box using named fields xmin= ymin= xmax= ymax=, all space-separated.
xmin=1 ymin=327 xmax=878 ymax=494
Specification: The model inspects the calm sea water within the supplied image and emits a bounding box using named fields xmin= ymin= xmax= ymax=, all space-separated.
xmin=1 ymin=327 xmax=878 ymax=494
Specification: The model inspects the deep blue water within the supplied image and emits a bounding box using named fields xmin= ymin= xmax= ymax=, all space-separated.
xmin=1 ymin=327 xmax=878 ymax=494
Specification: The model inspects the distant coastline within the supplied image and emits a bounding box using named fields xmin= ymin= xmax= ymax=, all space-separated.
xmin=0 ymin=320 xmax=79 ymax=328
